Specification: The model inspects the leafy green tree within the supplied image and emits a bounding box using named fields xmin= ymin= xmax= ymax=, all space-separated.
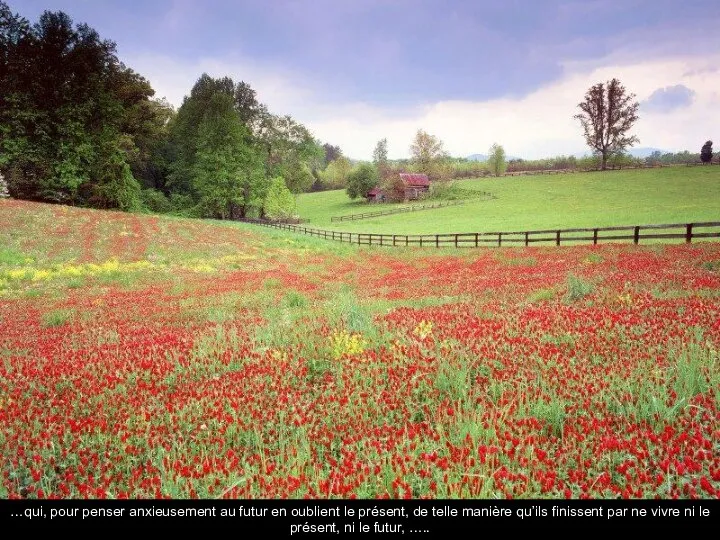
xmin=167 ymin=74 xmax=235 ymax=196
xmin=263 ymin=177 xmax=296 ymax=220
xmin=320 ymin=156 xmax=353 ymax=188
xmin=92 ymin=135 xmax=143 ymax=211
xmin=487 ymin=143 xmax=507 ymax=177
xmin=410 ymin=130 xmax=446 ymax=175
xmin=346 ymin=163 xmax=378 ymax=200
xmin=192 ymin=93 xmax=263 ymax=219
xmin=0 ymin=2 xmax=161 ymax=208
xmin=283 ymin=158 xmax=315 ymax=194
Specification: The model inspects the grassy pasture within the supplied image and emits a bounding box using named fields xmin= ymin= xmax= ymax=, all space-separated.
xmin=296 ymin=166 xmax=720 ymax=234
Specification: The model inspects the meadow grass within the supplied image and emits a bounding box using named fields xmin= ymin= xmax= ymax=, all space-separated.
xmin=296 ymin=166 xmax=720 ymax=234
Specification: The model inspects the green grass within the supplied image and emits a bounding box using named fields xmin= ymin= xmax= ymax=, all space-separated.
xmin=42 ymin=309 xmax=74 ymax=328
xmin=295 ymin=167 xmax=720 ymax=234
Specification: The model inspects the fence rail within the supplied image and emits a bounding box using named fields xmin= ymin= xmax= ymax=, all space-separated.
xmin=240 ymin=220 xmax=720 ymax=248
xmin=331 ymin=200 xmax=468 ymax=222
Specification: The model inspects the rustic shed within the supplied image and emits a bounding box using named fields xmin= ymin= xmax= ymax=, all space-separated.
xmin=399 ymin=173 xmax=430 ymax=200
xmin=365 ymin=173 xmax=431 ymax=202
xmin=366 ymin=187 xmax=384 ymax=203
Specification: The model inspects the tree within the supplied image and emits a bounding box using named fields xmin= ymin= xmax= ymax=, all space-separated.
xmin=574 ymin=78 xmax=639 ymax=170
xmin=263 ymin=177 xmax=296 ymax=220
xmin=283 ymin=158 xmax=314 ymax=194
xmin=373 ymin=138 xmax=388 ymax=166
xmin=700 ymin=141 xmax=713 ymax=163
xmin=0 ymin=2 xmax=161 ymax=207
xmin=645 ymin=150 xmax=663 ymax=166
xmin=372 ymin=137 xmax=390 ymax=181
xmin=323 ymin=143 xmax=343 ymax=165
xmin=167 ymin=74 xmax=237 ymax=196
xmin=487 ymin=143 xmax=507 ymax=177
xmin=379 ymin=165 xmax=406 ymax=203
xmin=409 ymin=129 xmax=446 ymax=175
xmin=320 ymin=156 xmax=353 ymax=188
xmin=192 ymin=93 xmax=263 ymax=219
xmin=346 ymin=163 xmax=378 ymax=200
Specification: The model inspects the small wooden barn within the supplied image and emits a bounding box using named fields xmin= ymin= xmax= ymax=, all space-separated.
xmin=365 ymin=173 xmax=431 ymax=202
xmin=399 ymin=173 xmax=430 ymax=200
xmin=366 ymin=187 xmax=385 ymax=203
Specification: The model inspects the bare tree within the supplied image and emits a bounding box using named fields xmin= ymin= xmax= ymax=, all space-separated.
xmin=574 ymin=78 xmax=639 ymax=170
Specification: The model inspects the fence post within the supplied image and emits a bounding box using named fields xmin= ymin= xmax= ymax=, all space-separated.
xmin=633 ymin=226 xmax=640 ymax=245
xmin=593 ymin=229 xmax=598 ymax=245
xmin=393 ymin=235 xmax=396 ymax=247
xmin=420 ymin=236 xmax=423 ymax=247
xmin=406 ymin=236 xmax=409 ymax=247
xmin=475 ymin=233 xmax=479 ymax=247
xmin=556 ymin=230 xmax=561 ymax=246
xmin=498 ymin=233 xmax=502 ymax=247
xmin=436 ymin=235 xmax=439 ymax=248
xmin=525 ymin=232 xmax=529 ymax=246
xmin=455 ymin=234 xmax=458 ymax=248
xmin=686 ymin=223 xmax=693 ymax=243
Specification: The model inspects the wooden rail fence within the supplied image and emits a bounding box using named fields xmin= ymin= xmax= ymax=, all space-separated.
xmin=331 ymin=200 xmax=467 ymax=222
xmin=241 ymin=220 xmax=720 ymax=248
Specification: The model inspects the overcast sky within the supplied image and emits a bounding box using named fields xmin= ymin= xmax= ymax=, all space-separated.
xmin=12 ymin=0 xmax=720 ymax=159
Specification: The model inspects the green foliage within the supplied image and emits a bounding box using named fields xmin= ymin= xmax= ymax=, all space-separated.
xmin=92 ymin=137 xmax=143 ymax=211
xmin=346 ymin=163 xmax=378 ymax=200
xmin=283 ymin=159 xmax=314 ymax=194
xmin=409 ymin=129 xmax=447 ymax=177
xmin=263 ymin=177 xmax=296 ymax=220
xmin=565 ymin=274 xmax=594 ymax=303
xmin=487 ymin=143 xmax=507 ymax=177
xmin=283 ymin=291 xmax=308 ymax=309
xmin=192 ymin=93 xmax=264 ymax=219
xmin=529 ymin=396 xmax=566 ymax=437
xmin=320 ymin=156 xmax=353 ymax=189
xmin=528 ymin=288 xmax=555 ymax=303
xmin=42 ymin=309 xmax=74 ymax=328
xmin=140 ymin=188 xmax=172 ymax=213
xmin=0 ymin=4 xmax=165 ymax=208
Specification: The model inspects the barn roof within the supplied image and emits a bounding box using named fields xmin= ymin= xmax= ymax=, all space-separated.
xmin=399 ymin=173 xmax=430 ymax=187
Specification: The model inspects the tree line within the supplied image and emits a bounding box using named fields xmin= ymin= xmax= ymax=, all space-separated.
xmin=0 ymin=2 xmax=334 ymax=220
